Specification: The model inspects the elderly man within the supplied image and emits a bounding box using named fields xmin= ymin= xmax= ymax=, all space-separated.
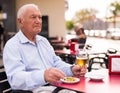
xmin=3 ymin=4 xmax=86 ymax=93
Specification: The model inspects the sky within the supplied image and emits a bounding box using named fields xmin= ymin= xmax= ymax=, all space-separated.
xmin=65 ymin=0 xmax=116 ymax=20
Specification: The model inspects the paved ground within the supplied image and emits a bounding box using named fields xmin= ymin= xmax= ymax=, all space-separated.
xmin=86 ymin=37 xmax=120 ymax=53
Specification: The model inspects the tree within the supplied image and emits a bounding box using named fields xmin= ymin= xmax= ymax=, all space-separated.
xmin=65 ymin=8 xmax=98 ymax=31
xmin=109 ymin=1 xmax=120 ymax=29
xmin=72 ymin=8 xmax=98 ymax=24
xmin=66 ymin=20 xmax=74 ymax=30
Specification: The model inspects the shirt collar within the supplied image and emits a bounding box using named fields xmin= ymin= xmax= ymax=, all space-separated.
xmin=17 ymin=30 xmax=42 ymax=44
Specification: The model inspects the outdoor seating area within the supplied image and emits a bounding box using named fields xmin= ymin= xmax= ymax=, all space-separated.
xmin=0 ymin=35 xmax=120 ymax=93
xmin=0 ymin=0 xmax=120 ymax=93
xmin=49 ymin=37 xmax=120 ymax=93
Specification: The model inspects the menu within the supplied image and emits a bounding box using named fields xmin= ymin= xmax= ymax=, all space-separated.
xmin=109 ymin=55 xmax=120 ymax=74
xmin=112 ymin=58 xmax=120 ymax=72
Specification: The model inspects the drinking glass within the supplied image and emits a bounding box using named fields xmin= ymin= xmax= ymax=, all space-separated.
xmin=76 ymin=50 xmax=88 ymax=67
xmin=76 ymin=50 xmax=88 ymax=76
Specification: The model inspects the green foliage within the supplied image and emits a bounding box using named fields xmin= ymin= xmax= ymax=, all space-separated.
xmin=66 ymin=20 xmax=74 ymax=30
xmin=110 ymin=1 xmax=120 ymax=16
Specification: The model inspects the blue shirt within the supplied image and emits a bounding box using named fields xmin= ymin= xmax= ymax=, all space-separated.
xmin=3 ymin=30 xmax=73 ymax=90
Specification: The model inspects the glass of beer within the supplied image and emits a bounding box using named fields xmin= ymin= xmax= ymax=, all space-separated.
xmin=76 ymin=50 xmax=88 ymax=67
xmin=76 ymin=50 xmax=88 ymax=76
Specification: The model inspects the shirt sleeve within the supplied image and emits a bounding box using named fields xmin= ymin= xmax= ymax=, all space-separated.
xmin=43 ymin=38 xmax=74 ymax=76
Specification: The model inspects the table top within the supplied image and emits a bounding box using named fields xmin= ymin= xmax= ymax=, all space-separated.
xmin=52 ymin=69 xmax=120 ymax=93
xmin=50 ymin=40 xmax=65 ymax=43
xmin=55 ymin=49 xmax=77 ymax=55
xmin=55 ymin=49 xmax=106 ymax=55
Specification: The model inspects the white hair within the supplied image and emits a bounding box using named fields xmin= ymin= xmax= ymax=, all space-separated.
xmin=17 ymin=4 xmax=39 ymax=19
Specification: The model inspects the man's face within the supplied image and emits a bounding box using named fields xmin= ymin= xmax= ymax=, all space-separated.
xmin=19 ymin=7 xmax=42 ymax=36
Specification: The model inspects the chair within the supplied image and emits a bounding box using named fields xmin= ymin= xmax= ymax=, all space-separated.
xmin=88 ymin=56 xmax=108 ymax=72
xmin=67 ymin=54 xmax=76 ymax=64
xmin=0 ymin=65 xmax=32 ymax=93
xmin=56 ymin=53 xmax=76 ymax=64
xmin=58 ymin=54 xmax=69 ymax=62
xmin=0 ymin=66 xmax=11 ymax=93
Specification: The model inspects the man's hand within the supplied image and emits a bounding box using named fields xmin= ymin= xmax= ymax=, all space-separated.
xmin=71 ymin=65 xmax=87 ymax=76
xmin=44 ymin=68 xmax=66 ymax=83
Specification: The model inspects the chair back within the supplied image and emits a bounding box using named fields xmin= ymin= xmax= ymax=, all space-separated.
xmin=0 ymin=66 xmax=33 ymax=93
xmin=88 ymin=57 xmax=108 ymax=72
xmin=0 ymin=66 xmax=11 ymax=93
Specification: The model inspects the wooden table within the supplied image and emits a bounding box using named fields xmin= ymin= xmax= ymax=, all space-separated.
xmin=52 ymin=43 xmax=70 ymax=49
xmin=52 ymin=69 xmax=120 ymax=93
xmin=50 ymin=40 xmax=65 ymax=44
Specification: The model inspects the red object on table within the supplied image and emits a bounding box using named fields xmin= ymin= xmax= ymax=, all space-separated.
xmin=52 ymin=70 xmax=120 ymax=93
xmin=70 ymin=42 xmax=78 ymax=52
xmin=108 ymin=55 xmax=120 ymax=75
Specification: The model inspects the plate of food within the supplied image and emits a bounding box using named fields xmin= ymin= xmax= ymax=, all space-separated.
xmin=60 ymin=77 xmax=80 ymax=84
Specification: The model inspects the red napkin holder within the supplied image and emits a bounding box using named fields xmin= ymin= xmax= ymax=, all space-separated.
xmin=70 ymin=42 xmax=79 ymax=52
xmin=109 ymin=55 xmax=120 ymax=75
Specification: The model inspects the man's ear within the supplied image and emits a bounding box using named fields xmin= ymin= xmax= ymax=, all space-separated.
xmin=17 ymin=18 xmax=23 ymax=27
xmin=18 ymin=18 xmax=22 ymax=24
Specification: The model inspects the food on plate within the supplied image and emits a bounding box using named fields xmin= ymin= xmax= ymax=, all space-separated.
xmin=61 ymin=77 xmax=80 ymax=84
xmin=63 ymin=77 xmax=76 ymax=82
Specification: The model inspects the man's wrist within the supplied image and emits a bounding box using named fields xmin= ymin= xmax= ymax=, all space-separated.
xmin=70 ymin=65 xmax=74 ymax=75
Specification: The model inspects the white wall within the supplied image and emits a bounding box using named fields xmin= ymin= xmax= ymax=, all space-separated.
xmin=16 ymin=0 xmax=66 ymax=38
